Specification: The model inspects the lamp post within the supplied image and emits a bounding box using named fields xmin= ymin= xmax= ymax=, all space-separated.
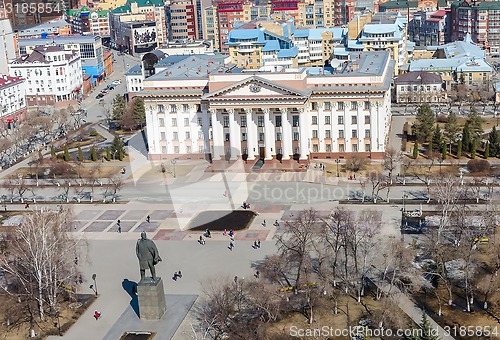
xmin=335 ymin=158 xmax=340 ymax=177
xmin=89 ymin=273 xmax=98 ymax=296
xmin=171 ymin=158 xmax=177 ymax=178
xmin=402 ymin=191 xmax=408 ymax=213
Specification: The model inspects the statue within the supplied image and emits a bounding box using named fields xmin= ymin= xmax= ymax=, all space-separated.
xmin=136 ymin=232 xmax=162 ymax=282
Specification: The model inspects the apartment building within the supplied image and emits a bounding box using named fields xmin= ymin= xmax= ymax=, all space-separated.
xmin=67 ymin=7 xmax=110 ymax=36
xmin=17 ymin=19 xmax=72 ymax=39
xmin=0 ymin=75 xmax=26 ymax=122
xmin=9 ymin=46 xmax=82 ymax=105
xmin=0 ymin=19 xmax=18 ymax=74
xmin=167 ymin=0 xmax=199 ymax=41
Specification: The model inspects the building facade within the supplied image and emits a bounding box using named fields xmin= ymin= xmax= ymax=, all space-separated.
xmin=9 ymin=46 xmax=83 ymax=106
xmin=67 ymin=7 xmax=110 ymax=36
xmin=0 ymin=19 xmax=18 ymax=75
xmin=0 ymin=75 xmax=26 ymax=122
xmin=394 ymin=71 xmax=446 ymax=103
xmin=17 ymin=19 xmax=72 ymax=39
xmin=166 ymin=0 xmax=199 ymax=41
xmin=139 ymin=51 xmax=393 ymax=161
xmin=17 ymin=35 xmax=105 ymax=85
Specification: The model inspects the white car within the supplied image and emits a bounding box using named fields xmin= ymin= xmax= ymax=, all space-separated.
xmin=111 ymin=79 xmax=121 ymax=85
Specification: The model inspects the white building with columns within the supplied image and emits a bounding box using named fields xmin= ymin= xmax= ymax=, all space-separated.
xmin=140 ymin=52 xmax=394 ymax=162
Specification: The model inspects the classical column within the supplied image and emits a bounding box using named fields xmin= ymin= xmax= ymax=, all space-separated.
xmin=299 ymin=108 xmax=309 ymax=160
xmin=201 ymin=105 xmax=210 ymax=155
xmin=146 ymin=105 xmax=158 ymax=155
xmin=245 ymin=108 xmax=256 ymax=160
xmin=228 ymin=108 xmax=241 ymax=160
xmin=280 ymin=108 xmax=292 ymax=160
xmin=210 ymin=108 xmax=223 ymax=160
xmin=263 ymin=108 xmax=274 ymax=160
xmin=317 ymin=102 xmax=325 ymax=152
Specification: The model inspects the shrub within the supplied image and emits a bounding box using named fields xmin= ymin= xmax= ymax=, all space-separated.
xmin=467 ymin=159 xmax=490 ymax=174
xmin=89 ymin=130 xmax=98 ymax=137
xmin=436 ymin=114 xmax=448 ymax=123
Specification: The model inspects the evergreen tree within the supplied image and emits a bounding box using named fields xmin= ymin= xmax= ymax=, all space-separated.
xmin=432 ymin=126 xmax=442 ymax=151
xmin=441 ymin=143 xmax=447 ymax=160
xmin=428 ymin=139 xmax=433 ymax=159
xmin=132 ymin=97 xmax=146 ymax=128
xmin=457 ymin=139 xmax=463 ymax=158
xmin=110 ymin=136 xmax=125 ymax=161
xmin=413 ymin=141 xmax=419 ymax=159
xmin=485 ymin=142 xmax=490 ymax=158
xmin=419 ymin=313 xmax=440 ymax=340
xmin=471 ymin=139 xmax=476 ymax=159
xmin=444 ymin=111 xmax=459 ymax=153
xmin=467 ymin=108 xmax=483 ymax=139
xmin=90 ymin=146 xmax=97 ymax=162
xmin=413 ymin=103 xmax=435 ymax=142
xmin=106 ymin=147 xmax=111 ymax=161
xmin=462 ymin=122 xmax=472 ymax=152
xmin=50 ymin=146 xmax=56 ymax=159
xmin=63 ymin=145 xmax=70 ymax=161
xmin=488 ymin=126 xmax=499 ymax=157
xmin=112 ymin=94 xmax=126 ymax=120
xmin=78 ymin=146 xmax=83 ymax=161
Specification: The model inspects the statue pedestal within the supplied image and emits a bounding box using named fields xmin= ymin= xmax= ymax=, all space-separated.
xmin=137 ymin=277 xmax=166 ymax=320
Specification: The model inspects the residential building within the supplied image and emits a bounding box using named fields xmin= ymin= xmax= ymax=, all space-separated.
xmin=16 ymin=19 xmax=72 ymax=39
xmin=378 ymin=0 xmax=445 ymax=16
xmin=138 ymin=51 xmax=394 ymax=161
xmin=9 ymin=46 xmax=83 ymax=106
xmin=126 ymin=64 xmax=143 ymax=94
xmin=17 ymin=35 xmax=106 ymax=85
xmin=408 ymin=36 xmax=492 ymax=89
xmin=110 ymin=0 xmax=167 ymax=51
xmin=167 ymin=0 xmax=199 ymax=41
xmin=0 ymin=19 xmax=18 ymax=74
xmin=450 ymin=0 xmax=500 ymax=52
xmin=0 ymin=0 xmax=64 ymax=26
xmin=0 ymin=75 xmax=26 ymax=122
xmin=82 ymin=0 xmax=127 ymax=10
xmin=408 ymin=9 xmax=450 ymax=46
xmin=67 ymin=7 xmax=110 ymax=36
xmin=393 ymin=71 xmax=445 ymax=103
xmin=354 ymin=12 xmax=408 ymax=74
xmin=159 ymin=40 xmax=214 ymax=56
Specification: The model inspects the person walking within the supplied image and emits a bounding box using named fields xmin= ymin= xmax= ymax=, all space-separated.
xmin=146 ymin=215 xmax=151 ymax=223
xmin=255 ymin=270 xmax=260 ymax=278
xmin=257 ymin=240 xmax=261 ymax=248
xmin=94 ymin=310 xmax=101 ymax=320
xmin=118 ymin=226 xmax=122 ymax=233
xmin=229 ymin=240 xmax=234 ymax=250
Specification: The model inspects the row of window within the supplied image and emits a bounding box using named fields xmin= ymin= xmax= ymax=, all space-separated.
xmin=161 ymin=114 xmax=371 ymax=127
xmin=159 ymin=129 xmax=371 ymax=141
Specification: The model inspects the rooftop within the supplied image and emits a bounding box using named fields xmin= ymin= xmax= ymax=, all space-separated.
xmin=0 ymin=75 xmax=24 ymax=88
xmin=394 ymin=71 xmax=442 ymax=84
xmin=126 ymin=64 xmax=142 ymax=75
xmin=13 ymin=45 xmax=78 ymax=64
xmin=148 ymin=54 xmax=233 ymax=80
xmin=16 ymin=19 xmax=70 ymax=37
xmin=18 ymin=35 xmax=100 ymax=46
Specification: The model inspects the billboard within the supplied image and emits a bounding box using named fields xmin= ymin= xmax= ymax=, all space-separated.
xmin=133 ymin=27 xmax=157 ymax=46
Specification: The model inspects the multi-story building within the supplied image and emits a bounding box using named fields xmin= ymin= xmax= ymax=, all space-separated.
xmin=408 ymin=35 xmax=492 ymax=89
xmin=0 ymin=0 xmax=64 ymax=26
xmin=393 ymin=71 xmax=446 ymax=103
xmin=0 ymin=19 xmax=18 ymax=75
xmin=138 ymin=51 xmax=394 ymax=161
xmin=378 ymin=0 xmax=445 ymax=17
xmin=159 ymin=40 xmax=214 ymax=55
xmin=17 ymin=35 xmax=106 ymax=85
xmin=409 ymin=9 xmax=450 ymax=46
xmin=67 ymin=7 xmax=110 ymax=36
xmin=354 ymin=12 xmax=408 ymax=74
xmin=0 ymin=75 xmax=26 ymax=122
xmin=81 ymin=0 xmax=127 ymax=10
xmin=450 ymin=0 xmax=500 ymax=52
xmin=226 ymin=24 xmax=346 ymax=70
xmin=166 ymin=0 xmax=199 ymax=41
xmin=17 ymin=19 xmax=72 ymax=39
xmin=110 ymin=0 xmax=167 ymax=51
xmin=9 ymin=46 xmax=82 ymax=106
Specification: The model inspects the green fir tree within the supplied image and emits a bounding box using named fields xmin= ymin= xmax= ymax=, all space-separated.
xmin=51 ymin=146 xmax=56 ymax=159
xmin=457 ymin=139 xmax=463 ymax=158
xmin=132 ymin=97 xmax=146 ymax=128
xmin=432 ymin=126 xmax=442 ymax=151
xmin=485 ymin=142 xmax=490 ymax=158
xmin=413 ymin=141 xmax=419 ymax=159
xmin=471 ymin=139 xmax=477 ymax=159
xmin=90 ymin=146 xmax=97 ymax=162
xmin=106 ymin=147 xmax=111 ymax=161
xmin=488 ymin=126 xmax=499 ymax=157
xmin=63 ymin=145 xmax=70 ymax=161
xmin=462 ymin=122 xmax=472 ymax=152
xmin=413 ymin=103 xmax=435 ymax=142
xmin=78 ymin=146 xmax=83 ymax=161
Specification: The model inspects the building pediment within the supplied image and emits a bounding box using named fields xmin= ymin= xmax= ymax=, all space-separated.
xmin=203 ymin=76 xmax=308 ymax=101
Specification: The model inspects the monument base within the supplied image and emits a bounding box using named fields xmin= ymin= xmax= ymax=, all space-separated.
xmin=137 ymin=277 xmax=166 ymax=320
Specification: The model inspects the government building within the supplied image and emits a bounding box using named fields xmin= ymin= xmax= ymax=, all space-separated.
xmin=139 ymin=50 xmax=394 ymax=162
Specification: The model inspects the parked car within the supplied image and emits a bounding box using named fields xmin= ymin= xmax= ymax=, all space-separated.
xmin=111 ymin=79 xmax=121 ymax=85
xmin=96 ymin=93 xmax=104 ymax=99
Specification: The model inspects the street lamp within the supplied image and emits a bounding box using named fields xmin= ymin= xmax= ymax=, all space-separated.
xmin=171 ymin=158 xmax=177 ymax=178
xmin=89 ymin=273 xmax=98 ymax=296
xmin=335 ymin=158 xmax=340 ymax=177
xmin=402 ymin=191 xmax=408 ymax=213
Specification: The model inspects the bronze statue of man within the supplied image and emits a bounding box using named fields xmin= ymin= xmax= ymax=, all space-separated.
xmin=136 ymin=231 xmax=162 ymax=282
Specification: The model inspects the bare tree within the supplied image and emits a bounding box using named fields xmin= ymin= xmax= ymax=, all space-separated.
xmin=0 ymin=209 xmax=85 ymax=322
xmin=400 ymin=156 xmax=414 ymax=185
xmin=430 ymin=174 xmax=462 ymax=244
xmin=106 ymin=173 xmax=124 ymax=202
xmin=383 ymin=147 xmax=401 ymax=185
xmin=367 ymin=171 xmax=387 ymax=203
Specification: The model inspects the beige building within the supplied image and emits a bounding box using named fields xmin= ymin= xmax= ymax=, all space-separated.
xmin=394 ymin=71 xmax=446 ymax=104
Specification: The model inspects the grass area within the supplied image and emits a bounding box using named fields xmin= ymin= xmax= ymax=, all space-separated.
xmin=140 ymin=164 xmax=195 ymax=179
xmin=63 ymin=135 xmax=104 ymax=150
xmin=10 ymin=164 xmax=120 ymax=179
xmin=323 ymin=163 xmax=383 ymax=177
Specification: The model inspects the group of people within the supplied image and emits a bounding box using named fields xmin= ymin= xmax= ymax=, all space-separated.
xmin=242 ymin=201 xmax=251 ymax=209
xmin=173 ymin=270 xmax=182 ymax=281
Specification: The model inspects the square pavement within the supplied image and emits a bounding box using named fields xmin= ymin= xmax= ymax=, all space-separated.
xmin=122 ymin=210 xmax=149 ymax=220
xmin=84 ymin=221 xmax=112 ymax=232
xmin=76 ymin=210 xmax=103 ymax=220
xmin=103 ymin=294 xmax=197 ymax=340
xmin=107 ymin=221 xmax=136 ymax=233
xmin=98 ymin=210 xmax=126 ymax=220
xmin=133 ymin=221 xmax=160 ymax=233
